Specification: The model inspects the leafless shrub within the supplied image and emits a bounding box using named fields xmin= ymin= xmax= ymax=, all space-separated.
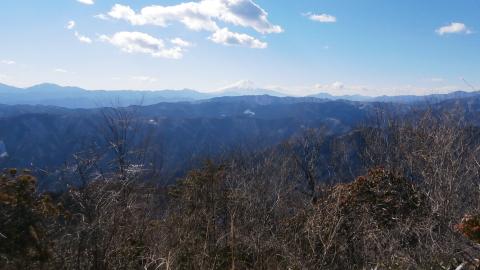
xmin=4 ymin=107 xmax=480 ymax=269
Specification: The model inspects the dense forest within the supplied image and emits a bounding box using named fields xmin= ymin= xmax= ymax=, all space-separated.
xmin=2 ymin=99 xmax=480 ymax=269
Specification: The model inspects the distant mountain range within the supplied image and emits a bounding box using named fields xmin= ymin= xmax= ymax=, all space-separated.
xmin=308 ymin=90 xmax=480 ymax=103
xmin=1 ymin=82 xmax=478 ymax=108
xmin=2 ymin=89 xmax=480 ymax=189
xmin=0 ymin=83 xmax=212 ymax=108
xmin=0 ymin=95 xmax=374 ymax=189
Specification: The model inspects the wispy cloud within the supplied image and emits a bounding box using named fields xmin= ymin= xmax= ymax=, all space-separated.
xmin=209 ymin=28 xmax=267 ymax=49
xmin=66 ymin=20 xmax=76 ymax=30
xmin=305 ymin=12 xmax=337 ymax=23
xmin=75 ymin=32 xmax=92 ymax=44
xmin=1 ymin=60 xmax=16 ymax=65
xmin=100 ymin=31 xmax=185 ymax=59
xmin=77 ymin=0 xmax=94 ymax=5
xmin=436 ymin=22 xmax=472 ymax=35
xmin=170 ymin=38 xmax=193 ymax=48
xmin=65 ymin=20 xmax=91 ymax=44
xmin=131 ymin=76 xmax=158 ymax=83
xmin=54 ymin=68 xmax=69 ymax=73
xmin=315 ymin=81 xmax=345 ymax=91
xmin=94 ymin=14 xmax=110 ymax=21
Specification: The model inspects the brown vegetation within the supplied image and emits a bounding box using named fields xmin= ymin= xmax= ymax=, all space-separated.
xmin=2 ymin=109 xmax=480 ymax=269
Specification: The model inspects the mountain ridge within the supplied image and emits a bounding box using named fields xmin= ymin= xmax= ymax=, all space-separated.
xmin=0 ymin=82 xmax=477 ymax=108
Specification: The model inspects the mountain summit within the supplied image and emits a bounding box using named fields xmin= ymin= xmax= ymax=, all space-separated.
xmin=217 ymin=80 xmax=287 ymax=97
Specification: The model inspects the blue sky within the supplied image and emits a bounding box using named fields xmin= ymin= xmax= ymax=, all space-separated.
xmin=0 ymin=0 xmax=478 ymax=96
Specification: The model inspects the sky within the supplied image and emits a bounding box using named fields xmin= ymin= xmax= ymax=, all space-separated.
xmin=0 ymin=0 xmax=479 ymax=96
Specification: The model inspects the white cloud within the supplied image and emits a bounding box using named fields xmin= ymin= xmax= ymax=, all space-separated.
xmin=66 ymin=21 xmax=91 ymax=44
xmin=75 ymin=32 xmax=93 ymax=44
xmin=106 ymin=1 xmax=280 ymax=49
xmin=77 ymin=0 xmax=94 ymax=5
xmin=315 ymin=81 xmax=345 ymax=91
xmin=66 ymin=20 xmax=76 ymax=30
xmin=107 ymin=1 xmax=283 ymax=34
xmin=436 ymin=22 xmax=472 ymax=35
xmin=306 ymin=13 xmax=337 ymax=23
xmin=94 ymin=14 xmax=110 ymax=21
xmin=131 ymin=76 xmax=158 ymax=83
xmin=100 ymin=31 xmax=184 ymax=59
xmin=1 ymin=60 xmax=15 ymax=65
xmin=312 ymin=81 xmax=358 ymax=95
xmin=170 ymin=38 xmax=193 ymax=47
xmin=209 ymin=28 xmax=267 ymax=48
xmin=331 ymin=81 xmax=344 ymax=90
xmin=107 ymin=3 xmax=218 ymax=31
xmin=215 ymin=0 xmax=283 ymax=34
xmin=54 ymin=68 xmax=69 ymax=73
xmin=66 ymin=19 xmax=92 ymax=44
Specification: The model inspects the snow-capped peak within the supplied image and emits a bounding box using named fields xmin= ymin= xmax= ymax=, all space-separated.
xmin=219 ymin=80 xmax=257 ymax=92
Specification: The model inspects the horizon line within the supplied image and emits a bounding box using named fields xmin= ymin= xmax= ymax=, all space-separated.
xmin=0 ymin=81 xmax=475 ymax=99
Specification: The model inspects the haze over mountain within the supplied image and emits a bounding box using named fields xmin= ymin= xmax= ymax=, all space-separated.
xmin=0 ymin=82 xmax=476 ymax=109
xmin=0 ymin=82 xmax=213 ymax=108
xmin=2 ymin=86 xmax=480 ymax=190
xmin=0 ymin=95 xmax=374 ymax=188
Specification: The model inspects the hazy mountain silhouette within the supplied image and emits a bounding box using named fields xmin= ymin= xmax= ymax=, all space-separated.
xmin=1 ymin=82 xmax=477 ymax=108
